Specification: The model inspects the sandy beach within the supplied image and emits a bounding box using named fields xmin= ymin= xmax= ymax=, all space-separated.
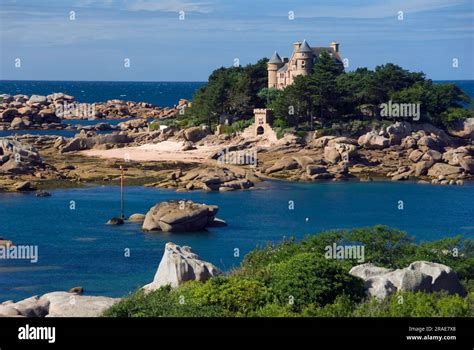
xmin=81 ymin=140 xmax=223 ymax=163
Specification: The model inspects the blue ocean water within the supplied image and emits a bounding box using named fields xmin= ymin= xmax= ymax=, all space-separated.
xmin=0 ymin=81 xmax=206 ymax=107
xmin=0 ymin=118 xmax=134 ymax=138
xmin=0 ymin=181 xmax=473 ymax=301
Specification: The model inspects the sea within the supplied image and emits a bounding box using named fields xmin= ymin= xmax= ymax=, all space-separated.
xmin=0 ymin=80 xmax=473 ymax=301
xmin=0 ymin=80 xmax=206 ymax=107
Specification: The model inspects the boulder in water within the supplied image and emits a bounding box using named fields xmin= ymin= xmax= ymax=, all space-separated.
xmin=106 ymin=217 xmax=124 ymax=225
xmin=142 ymin=200 xmax=219 ymax=232
xmin=128 ymin=213 xmax=146 ymax=222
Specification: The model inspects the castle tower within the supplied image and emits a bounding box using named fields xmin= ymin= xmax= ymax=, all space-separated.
xmin=294 ymin=39 xmax=313 ymax=77
xmin=267 ymin=51 xmax=283 ymax=89
xmin=253 ymin=108 xmax=273 ymax=136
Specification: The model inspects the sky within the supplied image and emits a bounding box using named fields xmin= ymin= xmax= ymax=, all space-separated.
xmin=0 ymin=0 xmax=473 ymax=81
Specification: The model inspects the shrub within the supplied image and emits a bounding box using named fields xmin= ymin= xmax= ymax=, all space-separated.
xmin=316 ymin=119 xmax=391 ymax=138
xmin=267 ymin=253 xmax=366 ymax=311
xmin=148 ymin=121 xmax=160 ymax=131
xmin=103 ymin=284 xmax=225 ymax=317
xmin=219 ymin=119 xmax=253 ymax=135
xmin=248 ymin=303 xmax=297 ymax=317
xmin=353 ymin=292 xmax=474 ymax=317
xmin=440 ymin=107 xmax=474 ymax=127
xmin=302 ymin=295 xmax=356 ymax=317
xmin=191 ymin=276 xmax=273 ymax=315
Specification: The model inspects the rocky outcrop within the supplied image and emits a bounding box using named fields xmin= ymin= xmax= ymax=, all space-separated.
xmin=385 ymin=122 xmax=412 ymax=145
xmin=142 ymin=242 xmax=222 ymax=291
xmin=323 ymin=138 xmax=357 ymax=164
xmin=0 ymin=291 xmax=119 ymax=317
xmin=151 ymin=166 xmax=254 ymax=192
xmin=59 ymin=133 xmax=131 ymax=153
xmin=0 ymin=139 xmax=43 ymax=174
xmin=358 ymin=131 xmax=390 ymax=149
xmin=1 ymin=93 xmax=190 ymax=132
xmin=448 ymin=118 xmax=474 ymax=139
xmin=118 ymin=118 xmax=148 ymax=132
xmin=427 ymin=163 xmax=463 ymax=178
xmin=265 ymin=157 xmax=299 ymax=174
xmin=184 ymin=126 xmax=209 ymax=143
xmin=40 ymin=292 xmax=119 ymax=317
xmin=142 ymin=200 xmax=220 ymax=232
xmin=350 ymin=261 xmax=466 ymax=299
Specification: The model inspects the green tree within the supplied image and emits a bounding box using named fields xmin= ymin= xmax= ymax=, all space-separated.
xmin=182 ymin=59 xmax=268 ymax=127
xmin=390 ymin=81 xmax=468 ymax=126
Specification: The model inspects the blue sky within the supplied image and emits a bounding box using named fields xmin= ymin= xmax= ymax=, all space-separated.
xmin=0 ymin=0 xmax=473 ymax=81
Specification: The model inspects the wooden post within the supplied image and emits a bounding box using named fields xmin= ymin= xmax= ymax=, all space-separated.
xmin=120 ymin=165 xmax=124 ymax=219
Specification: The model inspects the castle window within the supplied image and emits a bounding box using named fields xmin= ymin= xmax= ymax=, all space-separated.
xmin=301 ymin=60 xmax=306 ymax=67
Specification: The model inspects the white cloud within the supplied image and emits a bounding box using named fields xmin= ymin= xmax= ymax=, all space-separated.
xmin=127 ymin=0 xmax=214 ymax=13
xmin=284 ymin=0 xmax=467 ymax=19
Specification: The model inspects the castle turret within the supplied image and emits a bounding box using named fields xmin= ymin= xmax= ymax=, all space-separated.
xmin=267 ymin=51 xmax=283 ymax=89
xmin=294 ymin=39 xmax=313 ymax=76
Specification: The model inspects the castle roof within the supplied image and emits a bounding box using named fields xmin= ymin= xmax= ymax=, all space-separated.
xmin=268 ymin=51 xmax=283 ymax=64
xmin=297 ymin=40 xmax=312 ymax=53
xmin=277 ymin=64 xmax=288 ymax=73
xmin=312 ymin=47 xmax=342 ymax=62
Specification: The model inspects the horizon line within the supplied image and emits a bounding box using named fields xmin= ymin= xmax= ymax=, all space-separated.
xmin=0 ymin=79 xmax=207 ymax=84
xmin=1 ymin=79 xmax=473 ymax=84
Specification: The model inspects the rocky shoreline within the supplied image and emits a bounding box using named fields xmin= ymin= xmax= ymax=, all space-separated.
xmin=0 ymin=92 xmax=473 ymax=194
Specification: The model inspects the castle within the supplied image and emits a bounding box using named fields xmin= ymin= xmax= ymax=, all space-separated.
xmin=268 ymin=40 xmax=343 ymax=89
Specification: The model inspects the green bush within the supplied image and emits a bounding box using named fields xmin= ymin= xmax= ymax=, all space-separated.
xmin=148 ymin=121 xmax=160 ymax=131
xmin=440 ymin=107 xmax=474 ymax=127
xmin=316 ymin=119 xmax=391 ymax=138
xmin=267 ymin=253 xmax=365 ymax=310
xmin=103 ymin=284 xmax=225 ymax=317
xmin=272 ymin=118 xmax=289 ymax=128
xmin=219 ymin=119 xmax=254 ymax=135
xmin=191 ymin=276 xmax=273 ymax=315
xmin=302 ymin=295 xmax=356 ymax=317
xmin=248 ymin=303 xmax=297 ymax=317
xmin=353 ymin=292 xmax=474 ymax=317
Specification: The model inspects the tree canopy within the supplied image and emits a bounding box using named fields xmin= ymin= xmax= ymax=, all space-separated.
xmin=181 ymin=59 xmax=268 ymax=126
xmin=181 ymin=53 xmax=471 ymax=130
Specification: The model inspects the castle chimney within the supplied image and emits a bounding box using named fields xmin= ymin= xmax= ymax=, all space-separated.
xmin=330 ymin=41 xmax=339 ymax=53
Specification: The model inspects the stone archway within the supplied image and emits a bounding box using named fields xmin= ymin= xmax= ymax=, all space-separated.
xmin=256 ymin=126 xmax=264 ymax=135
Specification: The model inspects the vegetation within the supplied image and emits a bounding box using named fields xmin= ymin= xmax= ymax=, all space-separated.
xmin=104 ymin=226 xmax=474 ymax=317
xmin=218 ymin=119 xmax=254 ymax=135
xmin=179 ymin=51 xmax=471 ymax=132
xmin=269 ymin=53 xmax=469 ymax=129
xmin=179 ymin=59 xmax=268 ymax=128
